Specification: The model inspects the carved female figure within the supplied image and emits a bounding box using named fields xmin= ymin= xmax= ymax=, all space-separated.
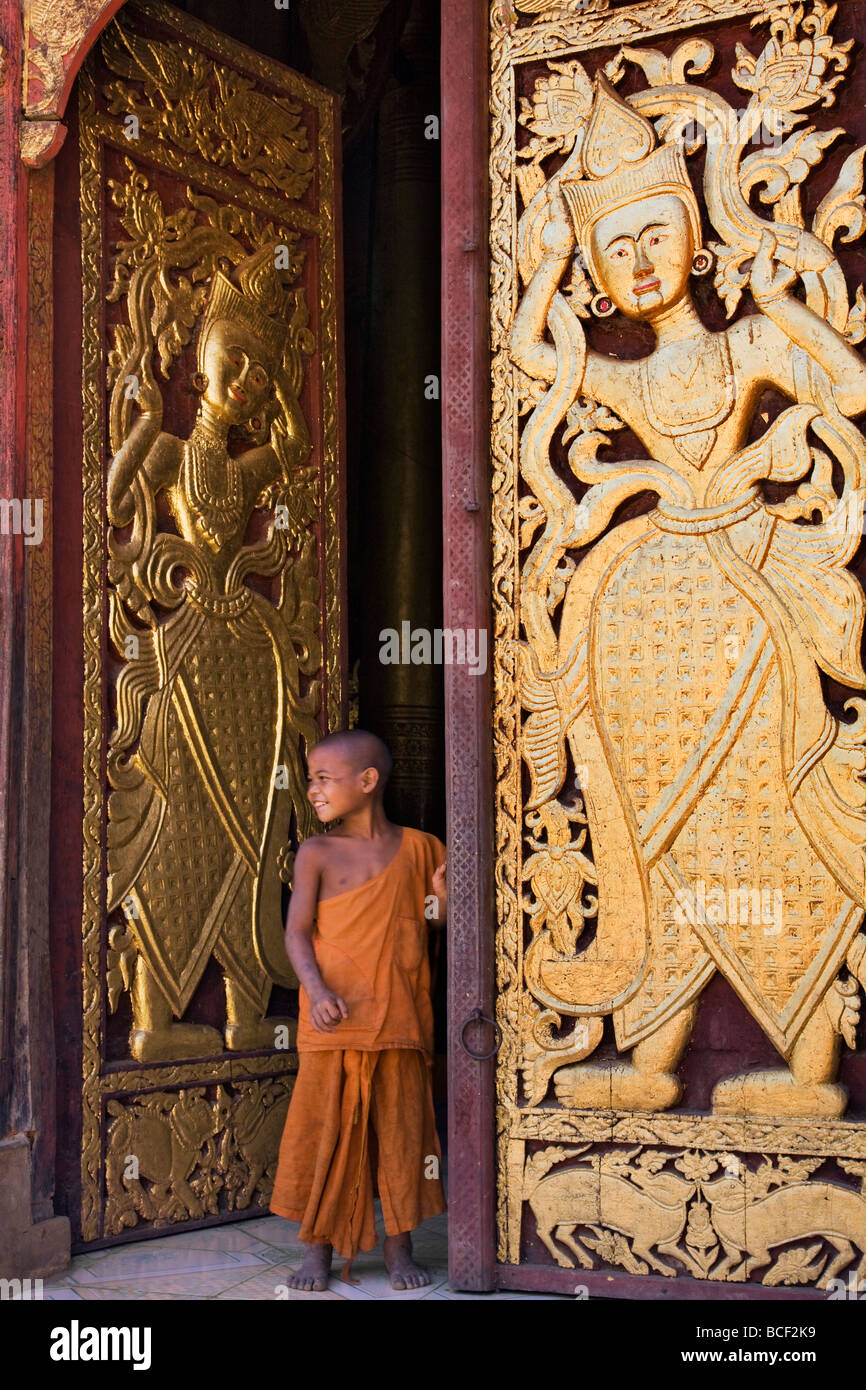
xmin=106 ymin=245 xmax=320 ymax=1061
xmin=511 ymin=54 xmax=866 ymax=1120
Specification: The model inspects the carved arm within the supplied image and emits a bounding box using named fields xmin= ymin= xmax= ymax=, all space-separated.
xmin=752 ymin=232 xmax=866 ymax=418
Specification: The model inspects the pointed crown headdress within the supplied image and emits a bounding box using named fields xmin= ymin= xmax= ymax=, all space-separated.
xmin=199 ymin=245 xmax=290 ymax=375
xmin=560 ymin=74 xmax=702 ymax=287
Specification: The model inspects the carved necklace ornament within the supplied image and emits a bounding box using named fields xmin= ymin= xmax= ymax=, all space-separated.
xmin=641 ymin=331 xmax=736 ymax=467
xmin=182 ymin=417 xmax=244 ymax=551
xmin=494 ymin=0 xmax=866 ymax=1286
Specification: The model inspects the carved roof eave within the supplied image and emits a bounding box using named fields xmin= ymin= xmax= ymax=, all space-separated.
xmin=20 ymin=0 xmax=127 ymax=168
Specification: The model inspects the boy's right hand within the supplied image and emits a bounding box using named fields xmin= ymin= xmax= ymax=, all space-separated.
xmin=309 ymin=988 xmax=349 ymax=1033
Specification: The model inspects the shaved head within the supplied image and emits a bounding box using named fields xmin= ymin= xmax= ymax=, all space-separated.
xmin=310 ymin=729 xmax=392 ymax=783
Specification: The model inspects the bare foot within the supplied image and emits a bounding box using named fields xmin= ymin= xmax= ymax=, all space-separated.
xmin=286 ymin=1242 xmax=332 ymax=1292
xmin=384 ymin=1232 xmax=430 ymax=1291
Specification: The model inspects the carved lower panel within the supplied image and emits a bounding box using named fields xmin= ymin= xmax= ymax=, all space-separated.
xmin=515 ymin=1136 xmax=866 ymax=1288
xmin=103 ymin=1071 xmax=295 ymax=1236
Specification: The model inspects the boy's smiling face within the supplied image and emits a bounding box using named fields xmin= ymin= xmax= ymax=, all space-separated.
xmin=306 ymin=746 xmax=377 ymax=823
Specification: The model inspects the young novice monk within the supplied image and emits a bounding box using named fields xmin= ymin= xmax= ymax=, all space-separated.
xmin=270 ymin=728 xmax=447 ymax=1291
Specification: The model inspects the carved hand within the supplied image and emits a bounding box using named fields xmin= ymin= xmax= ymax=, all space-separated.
xmin=750 ymin=229 xmax=797 ymax=306
xmin=540 ymin=180 xmax=576 ymax=261
xmin=136 ymin=350 xmax=163 ymax=421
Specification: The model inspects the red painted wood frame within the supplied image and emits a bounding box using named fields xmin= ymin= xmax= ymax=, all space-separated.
xmin=441 ymin=0 xmax=497 ymax=1291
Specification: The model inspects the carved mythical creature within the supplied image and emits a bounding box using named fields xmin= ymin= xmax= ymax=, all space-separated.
xmin=105 ymin=1089 xmax=223 ymax=1227
xmin=526 ymin=1147 xmax=695 ymax=1275
xmin=105 ymin=171 xmax=321 ymax=1061
xmin=227 ymin=1081 xmax=291 ymax=1209
xmin=510 ymin=4 xmax=866 ymax=1120
xmin=702 ymin=1170 xmax=866 ymax=1287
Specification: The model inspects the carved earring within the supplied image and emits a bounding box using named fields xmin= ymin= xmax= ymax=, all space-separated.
xmin=691 ymin=248 xmax=714 ymax=277
xmin=248 ymin=415 xmax=264 ymax=434
xmin=590 ymin=292 xmax=616 ymax=318
xmin=192 ymin=370 xmax=209 ymax=394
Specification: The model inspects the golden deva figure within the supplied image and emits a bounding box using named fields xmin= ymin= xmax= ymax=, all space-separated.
xmin=106 ymin=247 xmax=319 ymax=1061
xmin=511 ymin=73 xmax=866 ymax=1120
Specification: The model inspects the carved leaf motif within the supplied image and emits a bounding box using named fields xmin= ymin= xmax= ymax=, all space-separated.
xmin=519 ymin=496 xmax=546 ymax=550
xmin=517 ymin=59 xmax=593 ymax=162
xmin=746 ymin=1154 xmax=823 ymax=1199
xmin=634 ymin=1149 xmax=668 ymax=1176
xmin=838 ymin=1159 xmax=866 ymax=1192
xmin=582 ymin=1227 xmax=648 ymax=1275
xmin=523 ymin=1144 xmax=588 ymax=1194
xmin=612 ymin=38 xmax=714 ymax=89
xmin=710 ymin=241 xmax=753 ymax=319
xmin=546 ymin=554 xmax=575 ymax=615
xmin=740 ymin=125 xmax=842 ymax=205
xmin=520 ymin=997 xmax=603 ymax=1105
xmin=599 ymin=1146 xmax=643 ymax=1177
xmin=844 ymin=284 xmax=866 ymax=345
xmin=515 ymin=367 xmax=548 ymax=417
xmin=762 ymin=1244 xmax=826 ymax=1286
xmin=675 ymin=1151 xmax=719 ymax=1184
xmin=813 ymin=146 xmax=866 ymax=247
xmin=733 ymin=6 xmax=852 ymax=135
xmin=151 ymin=275 xmax=209 ymax=378
xmin=776 ymin=1156 xmax=825 ymax=1185
xmin=106 ymin=924 xmax=137 ymax=1014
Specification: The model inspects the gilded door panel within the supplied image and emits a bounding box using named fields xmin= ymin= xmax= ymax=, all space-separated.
xmin=68 ymin=0 xmax=342 ymax=1243
xmin=491 ymin=0 xmax=866 ymax=1290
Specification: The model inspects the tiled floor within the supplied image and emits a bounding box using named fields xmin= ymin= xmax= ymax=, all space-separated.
xmin=41 ymin=1212 xmax=568 ymax=1300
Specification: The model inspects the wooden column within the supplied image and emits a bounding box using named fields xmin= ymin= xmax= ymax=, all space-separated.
xmin=441 ymin=0 xmax=496 ymax=1291
xmin=0 ymin=0 xmax=70 ymax=1277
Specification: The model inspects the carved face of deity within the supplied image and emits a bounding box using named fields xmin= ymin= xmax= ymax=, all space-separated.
xmin=199 ymin=319 xmax=274 ymax=426
xmin=588 ymin=193 xmax=694 ymax=320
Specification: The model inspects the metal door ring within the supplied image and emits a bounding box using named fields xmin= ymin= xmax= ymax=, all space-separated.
xmin=458 ymin=1007 xmax=502 ymax=1060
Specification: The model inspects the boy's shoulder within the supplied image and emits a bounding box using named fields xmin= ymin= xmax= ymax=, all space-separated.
xmin=297 ymin=826 xmax=444 ymax=861
xmin=294 ymin=833 xmax=338 ymax=868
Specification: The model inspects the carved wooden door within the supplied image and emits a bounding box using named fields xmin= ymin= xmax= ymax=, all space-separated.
xmin=50 ymin=0 xmax=344 ymax=1246
xmin=490 ymin=0 xmax=866 ymax=1296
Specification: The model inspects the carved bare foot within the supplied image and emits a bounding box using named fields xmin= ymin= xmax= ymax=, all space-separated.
xmin=384 ymin=1233 xmax=430 ymax=1290
xmin=713 ymin=997 xmax=847 ymax=1119
xmin=224 ymin=975 xmax=294 ymax=1050
xmin=224 ymin=1017 xmax=295 ymax=1051
xmin=711 ymin=1072 xmax=847 ymax=1119
xmin=286 ymin=1243 xmax=332 ymax=1292
xmin=130 ymin=1022 xmax=223 ymax=1061
xmin=554 ymin=1005 xmax=694 ymax=1111
xmin=130 ymin=957 xmax=224 ymax=1059
xmin=554 ymin=1063 xmax=682 ymax=1111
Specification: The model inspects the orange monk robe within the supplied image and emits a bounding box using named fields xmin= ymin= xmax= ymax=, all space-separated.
xmin=270 ymin=826 xmax=447 ymax=1259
